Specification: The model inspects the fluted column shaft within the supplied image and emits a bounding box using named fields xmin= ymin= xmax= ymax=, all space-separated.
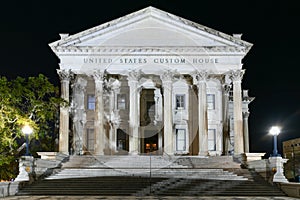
xmin=195 ymin=71 xmax=208 ymax=156
xmin=57 ymin=69 xmax=72 ymax=154
xmin=243 ymin=111 xmax=250 ymax=153
xmin=230 ymin=70 xmax=245 ymax=154
xmin=161 ymin=71 xmax=174 ymax=155
xmin=128 ymin=70 xmax=141 ymax=155
xmin=222 ymin=84 xmax=231 ymax=155
xmin=93 ymin=71 xmax=105 ymax=155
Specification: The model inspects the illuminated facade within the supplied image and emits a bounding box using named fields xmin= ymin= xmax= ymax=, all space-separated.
xmin=49 ymin=6 xmax=254 ymax=156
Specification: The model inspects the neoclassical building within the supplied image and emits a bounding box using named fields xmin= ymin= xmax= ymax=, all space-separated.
xmin=49 ymin=6 xmax=254 ymax=156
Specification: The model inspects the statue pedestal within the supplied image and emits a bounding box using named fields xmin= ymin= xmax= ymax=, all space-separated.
xmin=14 ymin=156 xmax=34 ymax=182
xmin=269 ymin=156 xmax=289 ymax=183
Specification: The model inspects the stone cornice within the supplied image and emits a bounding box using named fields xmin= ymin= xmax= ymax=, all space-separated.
xmin=52 ymin=46 xmax=247 ymax=55
xmin=49 ymin=7 xmax=252 ymax=53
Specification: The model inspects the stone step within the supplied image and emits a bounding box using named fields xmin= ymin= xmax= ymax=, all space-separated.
xmin=17 ymin=176 xmax=286 ymax=196
xmin=62 ymin=155 xmax=188 ymax=169
xmin=46 ymin=168 xmax=246 ymax=180
xmin=62 ymin=155 xmax=243 ymax=170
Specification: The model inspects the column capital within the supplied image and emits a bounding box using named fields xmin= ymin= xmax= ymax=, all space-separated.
xmin=193 ymin=70 xmax=208 ymax=84
xmin=222 ymin=84 xmax=232 ymax=96
xmin=243 ymin=111 xmax=250 ymax=118
xmin=72 ymin=77 xmax=87 ymax=91
xmin=57 ymin=69 xmax=73 ymax=82
xmin=93 ymin=70 xmax=105 ymax=82
xmin=229 ymin=70 xmax=245 ymax=83
xmin=160 ymin=70 xmax=175 ymax=83
xmin=127 ymin=69 xmax=142 ymax=82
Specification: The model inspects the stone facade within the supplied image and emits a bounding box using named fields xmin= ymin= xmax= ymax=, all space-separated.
xmin=283 ymin=138 xmax=300 ymax=180
xmin=49 ymin=6 xmax=254 ymax=156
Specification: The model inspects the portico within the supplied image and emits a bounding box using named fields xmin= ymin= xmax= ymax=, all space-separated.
xmin=49 ymin=6 xmax=254 ymax=156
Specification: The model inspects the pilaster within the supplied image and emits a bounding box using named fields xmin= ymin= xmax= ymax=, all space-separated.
xmin=71 ymin=76 xmax=87 ymax=155
xmin=109 ymin=79 xmax=121 ymax=153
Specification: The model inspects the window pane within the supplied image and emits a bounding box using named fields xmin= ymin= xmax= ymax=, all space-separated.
xmin=87 ymin=95 xmax=95 ymax=110
xmin=176 ymin=94 xmax=185 ymax=109
xmin=176 ymin=129 xmax=186 ymax=151
xmin=117 ymin=94 xmax=126 ymax=110
xmin=87 ymin=129 xmax=94 ymax=151
xmin=207 ymin=94 xmax=215 ymax=110
xmin=177 ymin=130 xmax=185 ymax=139
xmin=208 ymin=129 xmax=216 ymax=151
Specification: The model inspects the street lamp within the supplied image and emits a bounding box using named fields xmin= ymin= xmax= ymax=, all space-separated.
xmin=22 ymin=125 xmax=33 ymax=156
xmin=269 ymin=126 xmax=281 ymax=157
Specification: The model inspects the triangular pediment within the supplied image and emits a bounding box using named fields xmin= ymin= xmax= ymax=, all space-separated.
xmin=49 ymin=6 xmax=252 ymax=51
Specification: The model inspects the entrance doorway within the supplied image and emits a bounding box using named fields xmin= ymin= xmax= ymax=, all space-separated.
xmin=143 ymin=130 xmax=158 ymax=154
xmin=116 ymin=129 xmax=129 ymax=153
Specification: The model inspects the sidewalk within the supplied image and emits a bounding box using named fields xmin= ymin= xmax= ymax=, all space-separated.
xmin=1 ymin=196 xmax=299 ymax=200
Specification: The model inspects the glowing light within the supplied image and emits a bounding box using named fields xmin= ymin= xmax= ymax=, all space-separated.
xmin=269 ymin=126 xmax=280 ymax=136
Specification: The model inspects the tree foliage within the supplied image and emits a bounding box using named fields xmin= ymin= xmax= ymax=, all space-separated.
xmin=0 ymin=74 xmax=64 ymax=180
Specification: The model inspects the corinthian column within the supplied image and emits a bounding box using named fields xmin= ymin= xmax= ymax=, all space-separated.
xmin=229 ymin=70 xmax=245 ymax=155
xmin=161 ymin=70 xmax=174 ymax=155
xmin=243 ymin=111 xmax=250 ymax=153
xmin=57 ymin=69 xmax=72 ymax=154
xmin=194 ymin=71 xmax=208 ymax=156
xmin=93 ymin=70 xmax=105 ymax=155
xmin=222 ymin=83 xmax=231 ymax=155
xmin=128 ymin=70 xmax=141 ymax=155
xmin=71 ymin=76 xmax=87 ymax=155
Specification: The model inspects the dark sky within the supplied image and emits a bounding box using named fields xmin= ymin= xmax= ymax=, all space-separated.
xmin=1 ymin=0 xmax=299 ymax=156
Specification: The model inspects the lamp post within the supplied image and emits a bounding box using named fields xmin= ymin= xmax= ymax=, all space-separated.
xmin=22 ymin=125 xmax=33 ymax=156
xmin=269 ymin=126 xmax=281 ymax=157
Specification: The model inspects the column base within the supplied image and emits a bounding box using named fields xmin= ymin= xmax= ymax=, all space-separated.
xmin=198 ymin=152 xmax=209 ymax=157
xmin=163 ymin=152 xmax=174 ymax=157
xmin=129 ymin=151 xmax=139 ymax=156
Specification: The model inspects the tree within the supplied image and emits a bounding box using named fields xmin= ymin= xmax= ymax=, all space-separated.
xmin=0 ymin=74 xmax=65 ymax=180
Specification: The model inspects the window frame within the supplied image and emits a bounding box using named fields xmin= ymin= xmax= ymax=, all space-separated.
xmin=176 ymin=129 xmax=186 ymax=151
xmin=208 ymin=129 xmax=216 ymax=151
xmin=87 ymin=94 xmax=96 ymax=110
xmin=86 ymin=128 xmax=94 ymax=151
xmin=117 ymin=94 xmax=126 ymax=110
xmin=207 ymin=94 xmax=215 ymax=110
xmin=175 ymin=94 xmax=185 ymax=110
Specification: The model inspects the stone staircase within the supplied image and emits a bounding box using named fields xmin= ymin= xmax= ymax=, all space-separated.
xmin=47 ymin=155 xmax=245 ymax=180
xmin=16 ymin=155 xmax=287 ymax=197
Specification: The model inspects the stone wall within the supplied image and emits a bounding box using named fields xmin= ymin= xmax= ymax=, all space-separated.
xmin=1 ymin=152 xmax=68 ymax=198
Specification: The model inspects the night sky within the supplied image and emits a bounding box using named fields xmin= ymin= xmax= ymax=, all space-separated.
xmin=1 ymin=0 xmax=299 ymax=156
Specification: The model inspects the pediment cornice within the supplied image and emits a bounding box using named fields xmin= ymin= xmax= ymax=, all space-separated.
xmin=49 ymin=6 xmax=252 ymax=54
xmin=53 ymin=46 xmax=247 ymax=55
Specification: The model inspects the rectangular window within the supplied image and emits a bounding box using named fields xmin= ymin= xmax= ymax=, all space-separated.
xmin=117 ymin=129 xmax=128 ymax=151
xmin=87 ymin=129 xmax=94 ymax=151
xmin=87 ymin=95 xmax=95 ymax=110
xmin=117 ymin=94 xmax=126 ymax=110
xmin=207 ymin=94 xmax=215 ymax=110
xmin=176 ymin=129 xmax=186 ymax=151
xmin=176 ymin=94 xmax=185 ymax=109
xmin=208 ymin=129 xmax=216 ymax=151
